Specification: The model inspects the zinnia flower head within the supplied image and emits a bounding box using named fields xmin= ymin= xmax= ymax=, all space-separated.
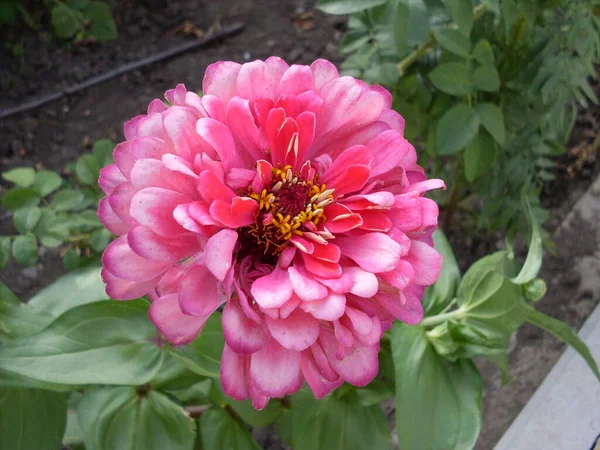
xmin=99 ymin=58 xmax=444 ymax=408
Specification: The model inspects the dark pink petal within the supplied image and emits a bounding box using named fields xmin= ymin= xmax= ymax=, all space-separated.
xmin=310 ymin=59 xmax=339 ymax=91
xmin=226 ymin=168 xmax=256 ymax=190
xmin=124 ymin=115 xmax=143 ymax=140
xmin=102 ymin=268 xmax=159 ymax=300
xmin=296 ymin=111 xmax=316 ymax=165
xmin=204 ymin=229 xmax=237 ymax=281
xmin=250 ymin=266 xmax=294 ymax=309
xmin=345 ymin=306 xmax=374 ymax=335
xmin=301 ymin=351 xmax=343 ymax=399
xmin=203 ymin=61 xmax=242 ymax=103
xmin=302 ymin=253 xmax=342 ymax=279
xmin=248 ymin=378 xmax=270 ymax=410
xmin=342 ymin=192 xmax=395 ymax=210
xmin=336 ymin=232 xmax=401 ymax=273
xmin=404 ymin=240 xmax=443 ymax=285
xmin=220 ymin=344 xmax=249 ymax=401
xmin=222 ymin=299 xmax=269 ymax=354
xmin=237 ymin=60 xmax=277 ymax=101
xmin=323 ymin=204 xmax=362 ymax=234
xmin=149 ymin=294 xmax=208 ymax=345
xmin=344 ymin=266 xmax=379 ymax=298
xmin=113 ymin=141 xmax=134 ymax=177
xmin=314 ymin=272 xmax=354 ymax=293
xmin=278 ymin=65 xmax=315 ymax=96
xmin=358 ymin=210 xmax=392 ymax=232
xmin=375 ymin=291 xmax=423 ymax=325
xmin=249 ymin=338 xmax=302 ymax=397
xmin=128 ymin=225 xmax=199 ymax=263
xmin=388 ymin=195 xmax=422 ymax=232
xmin=98 ymin=164 xmax=126 ymax=195
xmin=196 ymin=118 xmax=245 ymax=171
xmin=300 ymin=292 xmax=346 ymax=321
xmin=380 ymin=259 xmax=415 ymax=290
xmin=288 ymin=265 xmax=328 ymax=302
xmin=108 ymin=182 xmax=135 ymax=224
xmin=367 ymin=130 xmax=415 ymax=177
xmin=226 ymin=97 xmax=264 ymax=161
xmin=178 ymin=263 xmax=226 ymax=316
xmin=401 ymin=179 xmax=446 ymax=195
xmin=311 ymin=242 xmax=341 ymax=263
xmin=173 ymin=203 xmax=210 ymax=235
xmin=102 ymin=236 xmax=170 ymax=282
xmin=197 ymin=170 xmax=236 ymax=204
xmin=320 ymin=145 xmax=372 ymax=187
xmin=209 ymin=197 xmax=258 ymax=228
xmin=130 ymin=187 xmax=191 ymax=237
xmin=265 ymin=309 xmax=320 ymax=351
xmin=98 ymin=197 xmax=130 ymax=236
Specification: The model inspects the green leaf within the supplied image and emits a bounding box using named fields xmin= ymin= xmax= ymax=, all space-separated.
xmin=442 ymin=0 xmax=474 ymax=36
xmin=0 ymin=282 xmax=54 ymax=342
xmin=2 ymin=188 xmax=40 ymax=210
xmin=346 ymin=379 xmax=394 ymax=406
xmin=12 ymin=233 xmax=38 ymax=266
xmin=32 ymin=170 xmax=63 ymax=197
xmin=316 ymin=0 xmax=387 ymax=14
xmin=424 ymin=230 xmax=461 ymax=316
xmin=51 ymin=189 xmax=85 ymax=212
xmin=85 ymin=1 xmax=117 ymax=42
xmin=464 ymin=129 xmax=496 ymax=182
xmin=512 ymin=198 xmax=543 ymax=284
xmin=0 ymin=236 xmax=11 ymax=271
xmin=78 ymin=387 xmax=196 ymax=450
xmin=0 ymin=388 xmax=68 ymax=450
xmin=526 ymin=309 xmax=600 ymax=382
xmin=475 ymin=103 xmax=505 ymax=144
xmin=2 ymin=167 xmax=36 ymax=187
xmin=435 ymin=29 xmax=471 ymax=58
xmin=228 ymin=397 xmax=282 ymax=428
xmin=13 ymin=206 xmax=42 ymax=233
xmin=472 ymin=39 xmax=494 ymax=65
xmin=63 ymin=409 xmax=84 ymax=447
xmin=436 ymin=103 xmax=480 ymax=155
xmin=199 ymin=407 xmax=262 ymax=450
xmin=92 ymin=139 xmax=115 ymax=167
xmin=169 ymin=314 xmax=224 ymax=378
xmin=289 ymin=388 xmax=391 ymax=450
xmin=28 ymin=266 xmax=109 ymax=317
xmin=429 ymin=63 xmax=474 ymax=96
xmin=473 ymin=65 xmax=501 ymax=92
xmin=51 ymin=3 xmax=84 ymax=38
xmin=0 ymin=299 xmax=164 ymax=385
xmin=392 ymin=323 xmax=482 ymax=450
xmin=91 ymin=228 xmax=112 ymax=252
xmin=75 ymin=154 xmax=101 ymax=185
xmin=63 ymin=248 xmax=81 ymax=271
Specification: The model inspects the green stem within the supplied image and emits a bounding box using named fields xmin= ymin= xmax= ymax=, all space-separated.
xmin=420 ymin=307 xmax=465 ymax=328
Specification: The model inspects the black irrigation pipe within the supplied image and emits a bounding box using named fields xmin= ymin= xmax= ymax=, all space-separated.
xmin=0 ymin=22 xmax=244 ymax=121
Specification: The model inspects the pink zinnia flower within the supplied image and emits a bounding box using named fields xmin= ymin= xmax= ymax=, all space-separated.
xmin=99 ymin=58 xmax=444 ymax=408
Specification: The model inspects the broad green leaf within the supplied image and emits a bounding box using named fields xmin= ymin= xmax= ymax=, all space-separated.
xmin=51 ymin=189 xmax=85 ymax=211
xmin=473 ymin=65 xmax=501 ymax=92
xmin=199 ymin=407 xmax=261 ymax=450
xmin=346 ymin=379 xmax=394 ymax=406
xmin=28 ymin=265 xmax=109 ymax=316
xmin=91 ymin=228 xmax=112 ymax=252
xmin=85 ymin=1 xmax=117 ymax=42
xmin=512 ymin=198 xmax=543 ymax=284
xmin=2 ymin=167 xmax=35 ymax=187
xmin=228 ymin=397 xmax=282 ymax=427
xmin=436 ymin=103 xmax=480 ymax=155
xmin=33 ymin=170 xmax=63 ymax=197
xmin=475 ymin=103 xmax=505 ymax=144
xmin=429 ymin=63 xmax=474 ymax=96
xmin=0 ymin=367 xmax=74 ymax=391
xmin=92 ymin=139 xmax=115 ymax=167
xmin=13 ymin=206 xmax=42 ymax=233
xmin=1 ymin=188 xmax=40 ymax=210
xmin=442 ymin=0 xmax=473 ymax=36
xmin=457 ymin=252 xmax=507 ymax=307
xmin=78 ymin=387 xmax=196 ymax=450
xmin=435 ymin=29 xmax=471 ymax=58
xmin=464 ymin=129 xmax=496 ymax=182
xmin=169 ymin=313 xmax=224 ymax=378
xmin=0 ymin=388 xmax=68 ymax=450
xmin=290 ymin=388 xmax=391 ymax=450
xmin=0 ymin=282 xmax=54 ymax=342
xmin=392 ymin=323 xmax=482 ymax=450
xmin=316 ymin=0 xmax=387 ymax=14
xmin=51 ymin=3 xmax=84 ymax=38
xmin=526 ymin=309 xmax=600 ymax=382
xmin=63 ymin=248 xmax=81 ymax=271
xmin=424 ymin=229 xmax=461 ymax=315
xmin=0 ymin=299 xmax=164 ymax=385
xmin=12 ymin=233 xmax=38 ymax=266
xmin=75 ymin=154 xmax=101 ymax=185
xmin=63 ymin=410 xmax=84 ymax=447
xmin=0 ymin=236 xmax=10 ymax=270
xmin=472 ymin=39 xmax=495 ymax=65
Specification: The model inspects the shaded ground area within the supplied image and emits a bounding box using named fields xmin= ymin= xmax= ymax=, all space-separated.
xmin=1 ymin=2 xmax=599 ymax=449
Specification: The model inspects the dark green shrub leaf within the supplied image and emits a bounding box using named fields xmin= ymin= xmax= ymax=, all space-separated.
xmin=464 ymin=129 xmax=496 ymax=182
xmin=12 ymin=233 xmax=38 ymax=266
xmin=52 ymin=189 xmax=85 ymax=211
xmin=316 ymin=0 xmax=387 ymax=14
xmin=289 ymin=388 xmax=391 ymax=450
xmin=92 ymin=139 xmax=115 ymax=167
xmin=169 ymin=313 xmax=224 ymax=378
xmin=442 ymin=0 xmax=474 ymax=36
xmin=423 ymin=229 xmax=461 ymax=315
xmin=473 ymin=64 xmax=501 ymax=91
xmin=0 ymin=388 xmax=68 ymax=450
xmin=75 ymin=154 xmax=101 ymax=185
xmin=435 ymin=29 xmax=471 ymax=57
xmin=436 ymin=103 xmax=480 ymax=155
xmin=2 ymin=188 xmax=40 ymax=210
xmin=228 ymin=396 xmax=282 ymax=427
xmin=2 ymin=167 xmax=35 ymax=187
xmin=33 ymin=170 xmax=63 ymax=197
xmin=475 ymin=103 xmax=506 ymax=144
xmin=63 ymin=248 xmax=81 ymax=271
xmin=0 ymin=299 xmax=164 ymax=385
xmin=526 ymin=309 xmax=600 ymax=382
xmin=346 ymin=379 xmax=394 ymax=406
xmin=429 ymin=62 xmax=474 ymax=96
xmin=51 ymin=3 xmax=85 ymax=38
xmin=78 ymin=387 xmax=196 ymax=450
xmin=91 ymin=228 xmax=112 ymax=252
xmin=472 ymin=39 xmax=495 ymax=65
xmin=85 ymin=1 xmax=117 ymax=42
xmin=0 ymin=237 xmax=11 ymax=270
xmin=199 ymin=407 xmax=262 ymax=450
xmin=13 ymin=206 xmax=42 ymax=233
xmin=392 ymin=323 xmax=482 ymax=450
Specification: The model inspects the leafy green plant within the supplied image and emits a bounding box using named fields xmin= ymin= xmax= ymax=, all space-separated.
xmin=0 ymin=139 xmax=114 ymax=271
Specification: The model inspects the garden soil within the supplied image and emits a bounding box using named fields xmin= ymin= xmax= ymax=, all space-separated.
xmin=1 ymin=1 xmax=599 ymax=449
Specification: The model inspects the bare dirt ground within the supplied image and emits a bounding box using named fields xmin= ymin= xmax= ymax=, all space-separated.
xmin=1 ymin=1 xmax=599 ymax=449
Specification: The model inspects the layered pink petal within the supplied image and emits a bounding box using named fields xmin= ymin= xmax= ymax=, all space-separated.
xmin=149 ymin=294 xmax=208 ymax=345
xmin=250 ymin=338 xmax=302 ymax=397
